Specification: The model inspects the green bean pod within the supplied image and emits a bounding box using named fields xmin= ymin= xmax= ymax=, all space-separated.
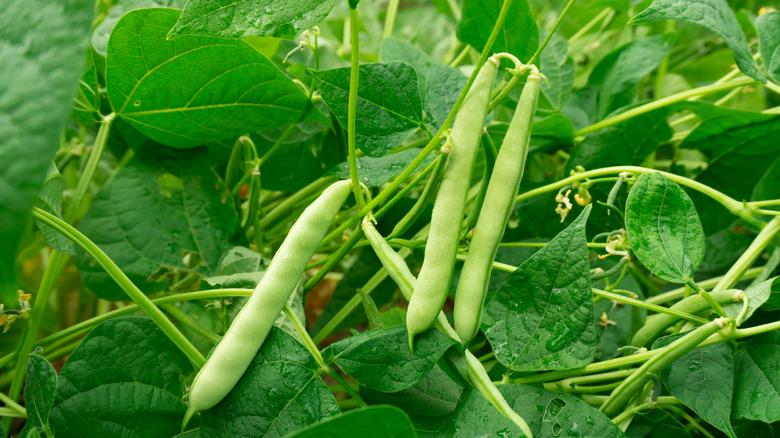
xmin=406 ymin=59 xmax=498 ymax=349
xmin=184 ymin=180 xmax=352 ymax=425
xmin=630 ymin=288 xmax=737 ymax=347
xmin=454 ymin=73 xmax=541 ymax=348
xmin=601 ymin=318 xmax=728 ymax=416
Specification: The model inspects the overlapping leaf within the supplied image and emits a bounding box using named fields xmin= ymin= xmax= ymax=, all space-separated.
xmin=0 ymin=0 xmax=94 ymax=300
xmin=632 ymin=0 xmax=766 ymax=82
xmin=169 ymin=0 xmax=336 ymax=40
xmin=199 ymin=328 xmax=339 ymax=437
xmin=625 ymin=173 xmax=705 ymax=283
xmin=312 ymin=62 xmax=425 ymax=157
xmin=484 ymin=205 xmax=595 ymax=371
xmin=107 ymin=8 xmax=319 ymax=148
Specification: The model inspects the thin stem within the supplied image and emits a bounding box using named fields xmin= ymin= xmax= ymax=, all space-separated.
xmin=450 ymin=45 xmax=472 ymax=67
xmin=569 ymin=8 xmax=612 ymax=44
xmin=0 ymin=391 xmax=26 ymax=415
xmin=686 ymin=279 xmax=726 ymax=317
xmin=527 ymin=0 xmax=577 ymax=65
xmin=515 ymin=166 xmax=744 ymax=217
xmin=259 ymin=176 xmax=336 ymax=230
xmin=32 ymin=208 xmax=205 ymax=368
xmin=645 ymin=267 xmax=763 ymax=304
xmin=282 ymin=304 xmax=367 ymax=407
xmin=65 ymin=113 xmax=115 ymax=222
xmin=4 ymin=114 xmax=115 ymax=434
xmin=710 ymin=216 xmax=780 ymax=293
xmin=304 ymin=227 xmax=364 ymax=292
xmin=592 ymin=288 xmax=708 ymax=324
xmin=382 ymin=0 xmax=400 ymax=39
xmin=319 ymin=0 xmax=516 ymax=248
xmin=574 ymin=77 xmax=756 ymax=136
xmin=161 ymin=304 xmax=221 ymax=345
xmin=347 ymin=6 xmax=366 ymax=209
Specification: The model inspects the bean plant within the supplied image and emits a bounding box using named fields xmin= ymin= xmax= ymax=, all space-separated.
xmin=2 ymin=0 xmax=780 ymax=437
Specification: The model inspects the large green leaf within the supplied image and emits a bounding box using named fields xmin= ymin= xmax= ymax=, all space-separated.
xmin=312 ymin=62 xmax=425 ymax=157
xmin=50 ymin=317 xmax=193 ymax=437
xmin=680 ymin=107 xmax=780 ymax=233
xmin=457 ymin=0 xmax=538 ymax=62
xmin=483 ymin=205 xmax=595 ymax=371
xmin=287 ymin=406 xmax=415 ymax=438
xmin=360 ymin=364 xmax=463 ymax=417
xmin=90 ymin=0 xmax=188 ymax=57
xmin=586 ymin=35 xmax=674 ymax=120
xmin=322 ymin=326 xmax=456 ymax=393
xmin=411 ymin=389 xmax=523 ymax=437
xmin=325 ymin=148 xmax=437 ymax=187
xmin=499 ymin=385 xmax=626 ymax=438
xmin=199 ymin=328 xmax=339 ymax=437
xmin=169 ymin=0 xmax=336 ymax=40
xmin=0 ymin=0 xmax=94 ymax=300
xmin=757 ymin=11 xmax=780 ymax=83
xmin=539 ymin=30 xmax=574 ymax=111
xmin=75 ymin=146 xmax=239 ymax=300
xmin=661 ymin=343 xmax=736 ymax=438
xmin=625 ymin=410 xmax=691 ymax=438
xmin=752 ymin=156 xmax=780 ymax=211
xmin=107 ymin=8 xmax=318 ymax=148
xmin=380 ymin=38 xmax=466 ymax=131
xmin=625 ymin=172 xmax=705 ymax=283
xmin=733 ymin=331 xmax=780 ymax=423
xmin=632 ymin=0 xmax=766 ymax=82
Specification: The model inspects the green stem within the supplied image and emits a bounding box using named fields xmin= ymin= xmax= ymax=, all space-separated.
xmin=282 ymin=304 xmax=367 ymax=407
xmin=258 ymin=176 xmax=336 ymax=230
xmin=32 ymin=208 xmax=205 ymax=368
xmin=65 ymin=113 xmax=115 ymax=223
xmin=0 ymin=408 xmax=25 ymax=418
xmin=3 ymin=114 xmax=115 ymax=434
xmin=382 ymin=0 xmax=400 ymax=39
xmin=304 ymin=227 xmax=364 ymax=292
xmin=574 ymin=77 xmax=756 ymax=136
xmin=568 ymin=8 xmax=612 ymax=44
xmin=685 ymin=279 xmax=726 ymax=317
xmin=515 ymin=166 xmax=744 ymax=217
xmin=318 ymin=0 xmax=516 ymax=248
xmin=347 ymin=6 xmax=366 ymax=209
xmin=646 ymin=267 xmax=763 ymax=304
xmin=592 ymin=288 xmax=708 ymax=324
xmin=527 ymin=0 xmax=576 ymax=65
xmin=161 ymin=303 xmax=221 ymax=345
xmin=0 ymin=391 xmax=26 ymax=414
xmin=710 ymin=216 xmax=780 ymax=293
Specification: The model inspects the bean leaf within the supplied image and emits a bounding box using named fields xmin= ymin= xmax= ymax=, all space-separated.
xmin=90 ymin=0 xmax=188 ymax=57
xmin=169 ymin=0 xmax=336 ymax=40
xmin=35 ymin=170 xmax=76 ymax=255
xmin=457 ymin=0 xmax=538 ymax=62
xmin=632 ymin=0 xmax=766 ymax=82
xmin=287 ymin=406 xmax=415 ymax=438
xmin=75 ymin=146 xmax=239 ymax=300
xmin=312 ymin=62 xmax=425 ymax=157
xmin=199 ymin=328 xmax=339 ymax=437
xmin=20 ymin=354 xmax=58 ymax=436
xmin=625 ymin=172 xmax=705 ymax=283
xmin=107 ymin=8 xmax=319 ymax=148
xmin=733 ymin=331 xmax=780 ymax=423
xmin=484 ymin=205 xmax=596 ymax=371
xmin=50 ymin=317 xmax=193 ymax=437
xmin=0 ymin=0 xmax=94 ymax=300
xmin=757 ymin=11 xmax=780 ymax=83
xmin=322 ymin=326 xmax=456 ymax=393
xmin=661 ymin=343 xmax=736 ymax=438
xmin=360 ymin=364 xmax=463 ymax=417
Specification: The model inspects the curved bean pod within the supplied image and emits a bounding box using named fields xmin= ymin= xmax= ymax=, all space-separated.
xmin=184 ymin=180 xmax=352 ymax=426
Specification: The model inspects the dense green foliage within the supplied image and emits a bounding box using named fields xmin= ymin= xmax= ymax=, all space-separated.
xmin=2 ymin=0 xmax=780 ymax=437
